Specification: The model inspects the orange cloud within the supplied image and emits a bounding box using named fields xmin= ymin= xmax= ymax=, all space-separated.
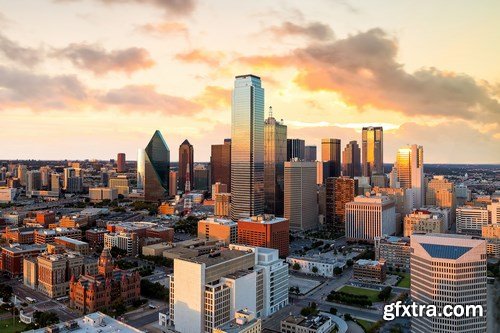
xmin=175 ymin=49 xmax=226 ymax=66
xmin=138 ymin=22 xmax=188 ymax=36
xmin=195 ymin=86 xmax=231 ymax=109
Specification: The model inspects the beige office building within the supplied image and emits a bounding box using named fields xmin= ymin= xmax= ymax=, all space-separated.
xmin=197 ymin=217 xmax=238 ymax=244
xmin=411 ymin=233 xmax=487 ymax=333
xmin=215 ymin=193 xmax=231 ymax=217
xmin=482 ymin=224 xmax=500 ymax=258
xmin=404 ymin=210 xmax=445 ymax=237
xmin=456 ymin=206 xmax=489 ymax=235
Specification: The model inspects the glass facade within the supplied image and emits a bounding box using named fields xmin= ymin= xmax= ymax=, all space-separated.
xmin=342 ymin=140 xmax=361 ymax=177
xmin=144 ymin=130 xmax=170 ymax=202
xmin=264 ymin=115 xmax=287 ymax=216
xmin=230 ymin=75 xmax=265 ymax=220
xmin=362 ymin=126 xmax=383 ymax=177
xmin=178 ymin=139 xmax=194 ymax=192
xmin=321 ymin=138 xmax=341 ymax=180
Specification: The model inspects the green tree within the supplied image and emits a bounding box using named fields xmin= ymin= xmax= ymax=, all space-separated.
xmin=292 ymin=263 xmax=301 ymax=270
xmin=346 ymin=259 xmax=354 ymax=267
xmin=329 ymin=307 xmax=337 ymax=315
xmin=378 ymin=286 xmax=392 ymax=301
xmin=312 ymin=266 xmax=318 ymax=273
xmin=333 ymin=267 xmax=342 ymax=275
xmin=344 ymin=313 xmax=353 ymax=321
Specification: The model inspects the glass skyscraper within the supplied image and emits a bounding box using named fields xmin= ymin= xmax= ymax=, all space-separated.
xmin=264 ymin=108 xmax=287 ymax=216
xmin=230 ymin=74 xmax=265 ymax=221
xmin=362 ymin=126 xmax=383 ymax=177
xmin=178 ymin=139 xmax=194 ymax=192
xmin=140 ymin=130 xmax=170 ymax=202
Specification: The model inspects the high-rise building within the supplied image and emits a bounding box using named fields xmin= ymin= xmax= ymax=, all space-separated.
xmin=194 ymin=164 xmax=210 ymax=191
xmin=39 ymin=166 xmax=51 ymax=188
xmin=321 ymin=138 xmax=341 ymax=178
xmin=264 ymin=108 xmax=287 ymax=216
xmin=141 ymin=130 xmax=170 ymax=202
xmin=215 ymin=193 xmax=231 ymax=217
xmin=304 ymin=145 xmax=317 ymax=162
xmin=63 ymin=167 xmax=76 ymax=190
xmin=179 ymin=139 xmax=194 ymax=192
xmin=17 ymin=164 xmax=28 ymax=186
xmin=403 ymin=209 xmax=446 ymax=237
xmin=361 ymin=126 xmax=383 ymax=177
xmin=482 ymin=224 xmax=500 ymax=258
xmin=211 ymin=139 xmax=231 ymax=190
xmin=325 ymin=177 xmax=336 ymax=227
xmin=287 ymin=139 xmax=305 ymax=161
xmin=89 ymin=187 xmax=118 ymax=202
xmin=197 ymin=217 xmax=238 ymax=244
xmin=345 ymin=194 xmax=396 ymax=242
xmin=212 ymin=182 xmax=228 ymax=200
xmin=395 ymin=144 xmax=424 ymax=208
xmin=237 ymin=215 xmax=289 ymax=257
xmin=169 ymin=170 xmax=177 ymax=197
xmin=116 ymin=153 xmax=126 ymax=173
xmin=27 ymin=170 xmax=42 ymax=193
xmin=108 ymin=175 xmax=130 ymax=196
xmin=456 ymin=205 xmax=489 ymax=235
xmin=284 ymin=161 xmax=318 ymax=231
xmin=342 ymin=140 xmax=361 ymax=177
xmin=230 ymin=75 xmax=265 ymax=221
xmin=426 ymin=176 xmax=456 ymax=214
xmin=334 ymin=177 xmax=358 ymax=226
xmin=411 ymin=233 xmax=487 ymax=333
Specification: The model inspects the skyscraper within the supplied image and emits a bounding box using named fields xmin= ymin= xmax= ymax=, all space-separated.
xmin=230 ymin=74 xmax=265 ymax=221
xmin=411 ymin=233 xmax=487 ymax=333
xmin=142 ymin=130 xmax=170 ymax=202
xmin=362 ymin=126 xmax=383 ymax=177
xmin=342 ymin=140 xmax=361 ymax=177
xmin=334 ymin=177 xmax=358 ymax=226
xmin=395 ymin=144 xmax=424 ymax=208
xmin=211 ymin=139 xmax=231 ymax=190
xmin=178 ymin=139 xmax=194 ymax=192
xmin=116 ymin=153 xmax=126 ymax=173
xmin=304 ymin=145 xmax=317 ymax=162
xmin=286 ymin=139 xmax=305 ymax=161
xmin=264 ymin=107 xmax=287 ymax=216
xmin=27 ymin=170 xmax=42 ymax=193
xmin=169 ymin=170 xmax=177 ymax=197
xmin=321 ymin=138 xmax=341 ymax=179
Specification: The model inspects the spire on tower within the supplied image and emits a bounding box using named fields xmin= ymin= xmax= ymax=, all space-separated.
xmin=269 ymin=106 xmax=273 ymax=118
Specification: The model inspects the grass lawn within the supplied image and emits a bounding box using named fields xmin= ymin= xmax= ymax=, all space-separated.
xmin=356 ymin=318 xmax=376 ymax=332
xmin=396 ymin=273 xmax=411 ymax=288
xmin=338 ymin=285 xmax=380 ymax=302
xmin=0 ymin=317 xmax=28 ymax=333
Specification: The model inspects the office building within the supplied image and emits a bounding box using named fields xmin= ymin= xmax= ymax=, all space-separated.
xmin=140 ymin=130 xmax=170 ymax=202
xmin=230 ymin=75 xmax=265 ymax=221
xmin=69 ymin=249 xmax=141 ymax=314
xmin=89 ymin=187 xmax=118 ymax=202
xmin=108 ymin=175 xmax=130 ymax=196
xmin=285 ymin=256 xmax=344 ymax=278
xmin=284 ymin=161 xmax=318 ymax=231
xmin=482 ymin=224 xmax=500 ymax=258
xmin=304 ymin=145 xmax=317 ymax=162
xmin=404 ymin=209 xmax=446 ymax=237
xmin=374 ymin=236 xmax=411 ymax=270
xmin=345 ymin=194 xmax=396 ymax=242
xmin=17 ymin=164 xmax=28 ymax=186
xmin=50 ymin=173 xmax=61 ymax=192
xmin=456 ymin=205 xmax=490 ymax=235
xmin=198 ymin=217 xmax=238 ymax=244
xmin=455 ymin=184 xmax=471 ymax=205
xmin=426 ymin=176 xmax=455 ymax=208
xmin=264 ymin=109 xmax=287 ymax=215
xmin=287 ymin=138 xmax=305 ymax=161
xmin=27 ymin=170 xmax=42 ymax=193
xmin=103 ymin=232 xmax=139 ymax=256
xmin=394 ymin=144 xmax=424 ymax=208
xmin=214 ymin=309 xmax=261 ymax=333
xmin=179 ymin=139 xmax=194 ymax=192
xmin=169 ymin=170 xmax=178 ymax=196
xmin=212 ymin=182 xmax=228 ymax=199
xmin=325 ymin=177 xmax=335 ymax=227
xmin=215 ymin=193 xmax=232 ymax=217
xmin=371 ymin=173 xmax=387 ymax=188
xmin=35 ymin=228 xmax=82 ymax=244
xmin=361 ymin=126 xmax=383 ymax=177
xmin=342 ymin=140 xmax=361 ymax=177
xmin=321 ymin=138 xmax=341 ymax=178
xmin=0 ymin=187 xmax=16 ymax=203
xmin=410 ymin=233 xmax=487 ymax=333
xmin=85 ymin=228 xmax=109 ymax=248
xmin=211 ymin=139 xmax=232 ymax=189
xmin=170 ymin=245 xmax=288 ymax=333
xmin=334 ymin=177 xmax=358 ymax=226
xmin=194 ymin=164 xmax=210 ymax=191
xmin=116 ymin=153 xmax=126 ymax=173
xmin=237 ymin=215 xmax=289 ymax=257
xmin=54 ymin=237 xmax=91 ymax=255
xmin=488 ymin=201 xmax=500 ymax=224
xmin=0 ymin=244 xmax=46 ymax=277
xmin=281 ymin=314 xmax=336 ymax=333
xmin=353 ymin=259 xmax=387 ymax=283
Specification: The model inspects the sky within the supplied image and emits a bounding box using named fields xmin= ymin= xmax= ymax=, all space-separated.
xmin=0 ymin=0 xmax=499 ymax=163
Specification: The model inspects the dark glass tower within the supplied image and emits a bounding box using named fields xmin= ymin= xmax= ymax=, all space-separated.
xmin=143 ymin=130 xmax=170 ymax=202
xmin=178 ymin=139 xmax=194 ymax=192
xmin=342 ymin=140 xmax=361 ymax=177
xmin=287 ymin=139 xmax=305 ymax=161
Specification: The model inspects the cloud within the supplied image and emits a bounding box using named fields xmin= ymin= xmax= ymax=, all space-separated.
xmin=0 ymin=33 xmax=42 ymax=67
xmin=55 ymin=0 xmax=196 ymax=16
xmin=175 ymin=49 xmax=225 ymax=66
xmin=195 ymin=86 xmax=231 ymax=109
xmin=268 ymin=21 xmax=335 ymax=41
xmin=98 ymin=85 xmax=202 ymax=114
xmin=138 ymin=21 xmax=188 ymax=37
xmin=54 ymin=43 xmax=155 ymax=75
xmin=0 ymin=65 xmax=88 ymax=110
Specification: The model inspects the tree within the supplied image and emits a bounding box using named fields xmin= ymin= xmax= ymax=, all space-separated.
xmin=333 ymin=267 xmax=342 ymax=275
xmin=33 ymin=311 xmax=59 ymax=327
xmin=0 ymin=284 xmax=13 ymax=302
xmin=346 ymin=259 xmax=354 ymax=267
xmin=329 ymin=307 xmax=337 ymax=315
xmin=292 ymin=263 xmax=301 ymax=270
xmin=110 ymin=246 xmax=127 ymax=258
xmin=140 ymin=279 xmax=169 ymax=302
xmin=312 ymin=266 xmax=318 ymax=273
xmin=344 ymin=313 xmax=353 ymax=321
xmin=378 ymin=286 xmax=392 ymax=301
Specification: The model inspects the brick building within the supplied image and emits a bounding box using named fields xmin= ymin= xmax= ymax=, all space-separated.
xmin=34 ymin=228 xmax=82 ymax=244
xmin=237 ymin=215 xmax=289 ymax=257
xmin=85 ymin=228 xmax=109 ymax=248
xmin=353 ymin=259 xmax=387 ymax=283
xmin=3 ymin=227 xmax=36 ymax=244
xmin=0 ymin=244 xmax=46 ymax=276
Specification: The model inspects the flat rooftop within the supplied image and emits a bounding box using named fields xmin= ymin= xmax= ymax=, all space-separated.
xmin=186 ymin=249 xmax=250 ymax=267
xmin=55 ymin=236 xmax=88 ymax=245
xmin=239 ymin=215 xmax=288 ymax=225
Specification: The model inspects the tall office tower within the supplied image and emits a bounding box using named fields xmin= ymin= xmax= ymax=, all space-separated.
xmin=211 ymin=139 xmax=231 ymax=190
xmin=389 ymin=167 xmax=399 ymax=188
xmin=66 ymin=177 xmax=83 ymax=193
xmin=304 ymin=145 xmax=317 ymax=162
xmin=395 ymin=144 xmax=424 ymax=208
xmin=194 ymin=165 xmax=210 ymax=191
xmin=325 ymin=177 xmax=336 ymax=227
xmin=212 ymin=182 xmax=228 ymax=199
xmin=169 ymin=171 xmax=177 ymax=197
xmin=361 ymin=126 xmax=383 ymax=177
xmin=264 ymin=108 xmax=287 ymax=216
xmin=17 ymin=164 xmax=28 ymax=186
xmin=342 ymin=140 xmax=361 ymax=177
xmin=334 ymin=177 xmax=358 ymax=226
xmin=237 ymin=215 xmax=290 ymax=257
xmin=345 ymin=194 xmax=396 ymax=242
xmin=178 ymin=139 xmax=194 ymax=192
xmin=63 ymin=167 xmax=76 ymax=190
xmin=284 ymin=161 xmax=318 ymax=231
xmin=50 ymin=173 xmax=61 ymax=192
xmin=230 ymin=74 xmax=265 ymax=221
xmin=286 ymin=139 xmax=305 ymax=161
xmin=26 ymin=170 xmax=42 ymax=192
xmin=321 ymin=138 xmax=341 ymax=179
xmin=136 ymin=148 xmax=145 ymax=189
xmin=108 ymin=175 xmax=130 ymax=196
xmin=39 ymin=166 xmax=51 ymax=188
xmin=411 ymin=234 xmax=487 ymax=333
xmin=116 ymin=153 xmax=126 ymax=173
xmin=426 ymin=176 xmax=455 ymax=208
xmin=170 ymin=245 xmax=288 ymax=333
xmin=142 ymin=130 xmax=170 ymax=202
xmin=100 ymin=171 xmax=109 ymax=187
xmin=456 ymin=206 xmax=489 ymax=235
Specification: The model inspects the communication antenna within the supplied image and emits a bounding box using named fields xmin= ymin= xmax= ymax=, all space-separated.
xmin=269 ymin=106 xmax=273 ymax=118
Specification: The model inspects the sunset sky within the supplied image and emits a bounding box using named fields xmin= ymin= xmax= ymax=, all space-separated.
xmin=1 ymin=0 xmax=499 ymax=163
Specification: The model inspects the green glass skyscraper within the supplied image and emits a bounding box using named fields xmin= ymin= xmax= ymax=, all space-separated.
xmin=230 ymin=74 xmax=265 ymax=221
xmin=142 ymin=130 xmax=170 ymax=202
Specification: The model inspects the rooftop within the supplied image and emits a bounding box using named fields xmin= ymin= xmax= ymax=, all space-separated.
xmin=355 ymin=259 xmax=385 ymax=267
xmin=1 ymin=244 xmax=46 ymax=253
xmin=283 ymin=314 xmax=331 ymax=330
xmin=186 ymin=249 xmax=250 ymax=267
xmin=55 ymin=236 xmax=88 ymax=245
xmin=239 ymin=215 xmax=288 ymax=225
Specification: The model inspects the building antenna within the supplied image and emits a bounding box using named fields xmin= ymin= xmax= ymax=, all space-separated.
xmin=269 ymin=106 xmax=273 ymax=118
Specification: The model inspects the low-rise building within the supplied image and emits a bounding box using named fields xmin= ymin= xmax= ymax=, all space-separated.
xmin=142 ymin=242 xmax=172 ymax=257
xmin=456 ymin=205 xmax=489 ymax=235
xmin=0 ymin=244 xmax=46 ymax=276
xmin=213 ymin=309 xmax=261 ymax=333
xmin=374 ymin=236 xmax=411 ymax=270
xmin=85 ymin=228 xmax=109 ymax=248
xmin=286 ymin=256 xmax=345 ymax=277
xmin=3 ymin=227 xmax=36 ymax=244
xmin=215 ymin=193 xmax=231 ymax=217
xmin=198 ymin=217 xmax=238 ymax=244
xmin=104 ymin=232 xmax=139 ymax=256
xmin=55 ymin=236 xmax=91 ymax=255
xmin=353 ymin=259 xmax=387 ymax=283
xmin=89 ymin=187 xmax=118 ymax=203
xmin=281 ymin=313 xmax=336 ymax=333
xmin=34 ymin=227 xmax=82 ymax=244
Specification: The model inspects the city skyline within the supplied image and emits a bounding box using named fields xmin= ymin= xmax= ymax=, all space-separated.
xmin=0 ymin=1 xmax=499 ymax=163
